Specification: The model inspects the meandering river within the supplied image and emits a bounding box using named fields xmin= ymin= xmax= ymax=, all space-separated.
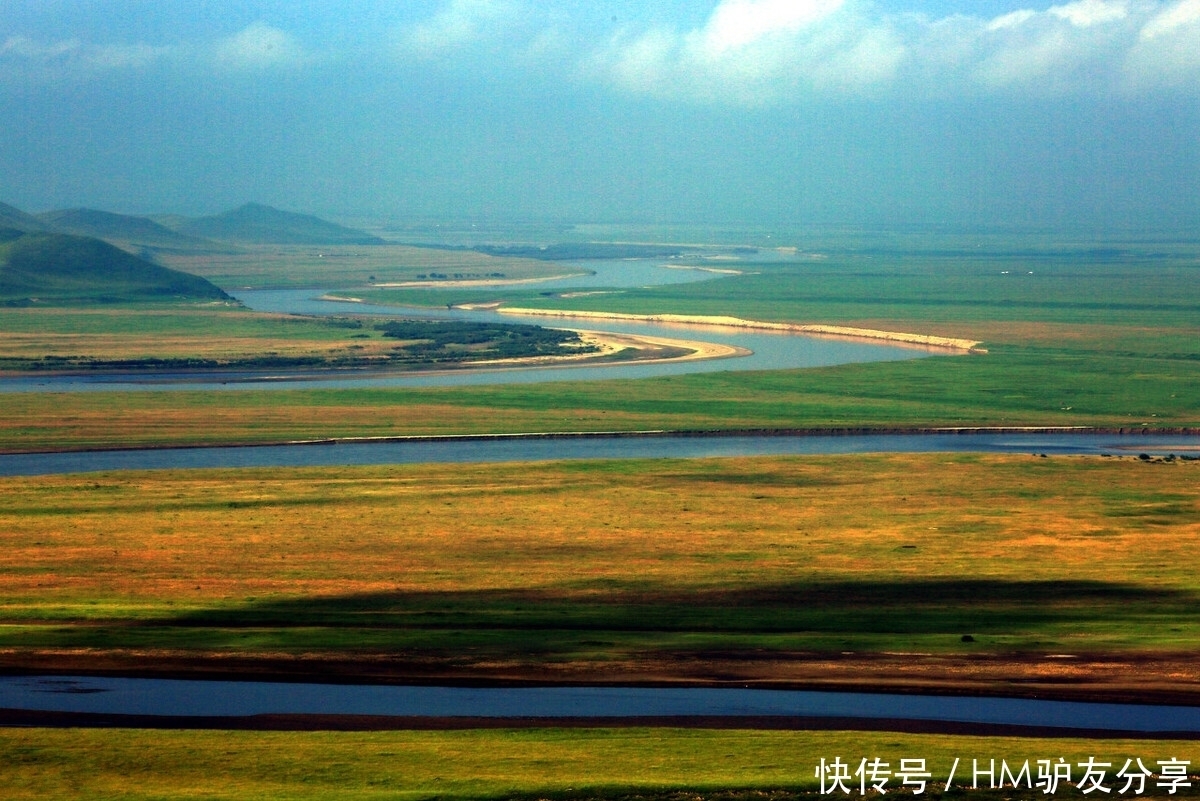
xmin=0 ymin=266 xmax=932 ymax=392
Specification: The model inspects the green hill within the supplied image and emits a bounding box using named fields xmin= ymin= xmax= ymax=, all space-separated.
xmin=37 ymin=207 xmax=215 ymax=250
xmin=0 ymin=232 xmax=233 ymax=304
xmin=175 ymin=202 xmax=386 ymax=245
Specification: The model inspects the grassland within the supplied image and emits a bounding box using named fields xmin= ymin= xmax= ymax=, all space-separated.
xmin=3 ymin=234 xmax=1199 ymax=798
xmin=2 ymin=727 xmax=1195 ymax=800
xmin=0 ymin=306 xmax=376 ymax=369
xmin=4 ymin=241 xmax=1197 ymax=452
xmin=2 ymin=454 xmax=1198 ymax=700
xmin=155 ymin=243 xmax=572 ymax=290
xmin=2 ymin=348 xmax=1196 ymax=452
xmin=0 ymin=306 xmax=617 ymax=375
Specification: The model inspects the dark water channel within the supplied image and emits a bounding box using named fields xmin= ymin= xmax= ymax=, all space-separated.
xmin=2 ymin=676 xmax=1197 ymax=732
xmin=2 ymin=431 xmax=1196 ymax=477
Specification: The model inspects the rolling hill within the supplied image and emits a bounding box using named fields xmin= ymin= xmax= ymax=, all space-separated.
xmin=0 ymin=231 xmax=233 ymax=304
xmin=0 ymin=202 xmax=51 ymax=233
xmin=173 ymin=202 xmax=386 ymax=245
xmin=37 ymin=207 xmax=216 ymax=250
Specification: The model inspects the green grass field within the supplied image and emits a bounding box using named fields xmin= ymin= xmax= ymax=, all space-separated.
xmin=154 ymin=243 xmax=569 ymax=290
xmin=2 ymin=727 xmax=1195 ymax=800
xmin=2 ymin=348 xmax=1196 ymax=452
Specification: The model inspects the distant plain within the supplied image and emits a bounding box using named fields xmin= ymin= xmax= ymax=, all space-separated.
xmin=3 ymin=234 xmax=1197 ymax=451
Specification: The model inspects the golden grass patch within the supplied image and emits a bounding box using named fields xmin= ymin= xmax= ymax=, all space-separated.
xmin=2 ymin=454 xmax=1197 ymax=605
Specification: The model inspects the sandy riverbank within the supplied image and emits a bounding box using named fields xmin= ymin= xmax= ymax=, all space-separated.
xmin=499 ymin=308 xmax=985 ymax=352
xmin=366 ymin=273 xmax=589 ymax=289
xmin=470 ymin=329 xmax=746 ymax=368
xmin=662 ymin=264 xmax=745 ymax=275
xmin=312 ymin=299 xmax=748 ymax=368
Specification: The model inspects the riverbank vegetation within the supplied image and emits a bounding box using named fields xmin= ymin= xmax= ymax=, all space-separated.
xmin=375 ymin=319 xmax=597 ymax=362
xmin=2 ymin=454 xmax=1198 ymax=700
xmin=0 ymin=308 xmax=598 ymax=375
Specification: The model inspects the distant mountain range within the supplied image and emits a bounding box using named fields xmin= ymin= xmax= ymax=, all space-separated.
xmin=0 ymin=200 xmax=387 ymax=305
xmin=2 ymin=201 xmax=386 ymax=248
xmin=0 ymin=201 xmax=52 ymax=233
xmin=0 ymin=200 xmax=388 ymax=306
xmin=36 ymin=207 xmax=212 ymax=250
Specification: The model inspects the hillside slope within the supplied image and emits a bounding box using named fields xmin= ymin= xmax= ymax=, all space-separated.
xmin=0 ymin=202 xmax=50 ymax=233
xmin=0 ymin=232 xmax=233 ymax=304
xmin=37 ymin=208 xmax=215 ymax=250
xmin=175 ymin=203 xmax=385 ymax=245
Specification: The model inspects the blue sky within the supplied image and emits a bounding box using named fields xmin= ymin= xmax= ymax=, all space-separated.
xmin=2 ymin=1 xmax=1198 ymax=232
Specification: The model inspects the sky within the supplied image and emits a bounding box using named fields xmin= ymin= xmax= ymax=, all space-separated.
xmin=2 ymin=0 xmax=1198 ymax=232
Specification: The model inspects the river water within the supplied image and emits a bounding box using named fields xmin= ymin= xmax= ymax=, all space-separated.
xmin=2 ymin=675 xmax=1196 ymax=732
xmin=0 ymin=265 xmax=930 ymax=393
xmin=2 ymin=431 xmax=1197 ymax=477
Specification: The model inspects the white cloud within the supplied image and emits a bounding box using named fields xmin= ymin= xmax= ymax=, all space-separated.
xmin=213 ymin=23 xmax=307 ymax=70
xmin=988 ymin=10 xmax=1039 ymax=30
xmin=597 ymin=28 xmax=678 ymax=95
xmin=946 ymin=0 xmax=1200 ymax=94
xmin=585 ymin=0 xmax=903 ymax=104
xmin=975 ymin=26 xmax=1075 ymax=88
xmin=1049 ymin=0 xmax=1130 ymax=27
xmin=1127 ymin=0 xmax=1200 ymax=86
xmin=369 ymin=0 xmax=1200 ymax=100
xmin=0 ymin=35 xmax=171 ymax=75
xmin=1140 ymin=0 xmax=1200 ymax=37
xmin=700 ymin=0 xmax=844 ymax=53
xmin=1 ymin=36 xmax=81 ymax=59
xmin=402 ymin=0 xmax=514 ymax=59
xmin=1 ymin=25 xmax=309 ymax=82
xmin=576 ymin=0 xmax=1196 ymax=104
xmin=966 ymin=2 xmax=1142 ymax=91
xmin=6 ymin=2 xmax=1198 ymax=99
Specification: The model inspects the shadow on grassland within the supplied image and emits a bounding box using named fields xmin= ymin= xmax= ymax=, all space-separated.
xmin=162 ymin=579 xmax=1194 ymax=638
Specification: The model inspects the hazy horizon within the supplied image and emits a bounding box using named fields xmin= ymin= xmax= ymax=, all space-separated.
xmin=3 ymin=1 xmax=1198 ymax=234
